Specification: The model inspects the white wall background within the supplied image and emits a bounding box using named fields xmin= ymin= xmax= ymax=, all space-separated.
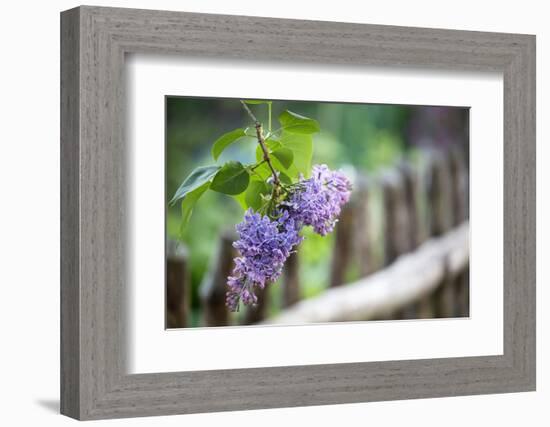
xmin=0 ymin=0 xmax=546 ymax=425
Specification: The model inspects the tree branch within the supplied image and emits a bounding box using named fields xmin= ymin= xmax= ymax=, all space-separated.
xmin=240 ymin=100 xmax=258 ymax=123
xmin=240 ymin=101 xmax=280 ymax=189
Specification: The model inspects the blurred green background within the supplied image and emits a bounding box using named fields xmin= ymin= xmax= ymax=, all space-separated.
xmin=166 ymin=97 xmax=468 ymax=326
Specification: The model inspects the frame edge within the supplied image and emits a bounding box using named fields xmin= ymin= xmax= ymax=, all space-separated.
xmin=60 ymin=6 xmax=82 ymax=420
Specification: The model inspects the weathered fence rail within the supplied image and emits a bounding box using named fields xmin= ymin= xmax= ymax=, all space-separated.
xmin=166 ymin=145 xmax=469 ymax=328
xmin=262 ymin=222 xmax=468 ymax=324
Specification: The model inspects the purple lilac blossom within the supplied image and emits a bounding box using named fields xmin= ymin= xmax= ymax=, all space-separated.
xmin=226 ymin=209 xmax=303 ymax=311
xmin=284 ymin=164 xmax=352 ymax=236
xmin=225 ymin=165 xmax=351 ymax=311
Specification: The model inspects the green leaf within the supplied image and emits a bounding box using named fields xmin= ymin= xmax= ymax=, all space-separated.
xmin=255 ymin=139 xmax=291 ymax=170
xmin=278 ymin=110 xmax=320 ymax=134
xmin=270 ymin=157 xmax=291 ymax=177
xmin=271 ymin=147 xmax=294 ymax=169
xmin=179 ymin=182 xmax=209 ymax=232
xmin=279 ymin=171 xmax=292 ymax=185
xmin=255 ymin=139 xmax=282 ymax=164
xmin=244 ymin=100 xmax=272 ymax=105
xmin=245 ymin=180 xmax=270 ymax=211
xmin=210 ymin=161 xmax=250 ymax=195
xmin=233 ymin=192 xmax=248 ymax=210
xmin=255 ymin=144 xmax=263 ymax=164
xmin=251 ymin=162 xmax=272 ymax=181
xmin=266 ymin=137 xmax=282 ymax=147
xmin=169 ymin=165 xmax=220 ymax=205
xmin=279 ymin=132 xmax=313 ymax=178
xmin=251 ymin=161 xmax=293 ymax=185
xmin=211 ymin=128 xmax=246 ymax=161
xmin=252 ymin=139 xmax=294 ymax=182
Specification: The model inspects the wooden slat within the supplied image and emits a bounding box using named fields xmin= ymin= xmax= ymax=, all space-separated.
xmin=199 ymin=232 xmax=235 ymax=326
xmin=283 ymin=252 xmax=300 ymax=308
xmin=165 ymin=241 xmax=190 ymax=328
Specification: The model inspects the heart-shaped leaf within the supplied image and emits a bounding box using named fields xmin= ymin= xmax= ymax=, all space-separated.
xmin=279 ymin=132 xmax=313 ymax=178
xmin=279 ymin=110 xmax=320 ymax=134
xmin=210 ymin=161 xmax=250 ymax=195
xmin=211 ymin=128 xmax=246 ymax=161
xmin=255 ymin=138 xmax=282 ymax=163
xmin=271 ymin=147 xmax=294 ymax=169
xmin=169 ymin=165 xmax=220 ymax=205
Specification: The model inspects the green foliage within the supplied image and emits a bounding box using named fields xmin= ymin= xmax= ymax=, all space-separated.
xmin=278 ymin=132 xmax=313 ymax=178
xmin=299 ymin=228 xmax=334 ymax=299
xmin=211 ymin=128 xmax=246 ymax=161
xmin=171 ymin=103 xmax=320 ymax=226
xmin=253 ymin=139 xmax=295 ymax=179
xmin=278 ymin=110 xmax=320 ymax=134
xmin=271 ymin=147 xmax=294 ymax=169
xmin=179 ymin=182 xmax=209 ymax=233
xmin=253 ymin=133 xmax=313 ymax=179
xmin=243 ymin=100 xmax=272 ymax=105
xmin=250 ymin=162 xmax=271 ymax=181
xmin=169 ymin=165 xmax=220 ymax=205
xmin=210 ymin=161 xmax=250 ymax=195
xmin=254 ymin=138 xmax=280 ymax=163
xmin=244 ymin=179 xmax=270 ymax=211
xmin=232 ymin=191 xmax=248 ymax=210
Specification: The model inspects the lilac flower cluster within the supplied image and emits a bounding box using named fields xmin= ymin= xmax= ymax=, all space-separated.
xmin=284 ymin=164 xmax=352 ymax=235
xmin=226 ymin=164 xmax=351 ymax=311
xmin=226 ymin=209 xmax=303 ymax=311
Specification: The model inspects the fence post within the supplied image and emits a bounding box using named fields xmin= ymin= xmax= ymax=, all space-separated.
xmin=199 ymin=231 xmax=235 ymax=327
xmin=433 ymin=260 xmax=455 ymax=317
xmin=449 ymin=147 xmax=468 ymax=225
xmin=354 ymin=176 xmax=371 ymax=277
xmin=395 ymin=161 xmax=422 ymax=319
xmin=283 ymin=252 xmax=300 ymax=307
xmin=375 ymin=168 xmax=411 ymax=320
xmin=456 ymin=266 xmax=470 ymax=317
xmin=166 ymin=240 xmax=190 ymax=328
xmin=400 ymin=160 xmax=422 ymax=251
xmin=381 ymin=168 xmax=411 ymax=266
xmin=449 ymin=147 xmax=470 ymax=317
xmin=427 ymin=150 xmax=453 ymax=237
xmin=330 ymin=198 xmax=356 ymax=288
xmin=243 ymin=287 xmax=270 ymax=324
xmin=426 ymin=150 xmax=456 ymax=318
xmin=330 ymin=175 xmax=370 ymax=288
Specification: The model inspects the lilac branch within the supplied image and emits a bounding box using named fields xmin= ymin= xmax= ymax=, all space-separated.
xmin=240 ymin=101 xmax=281 ymax=189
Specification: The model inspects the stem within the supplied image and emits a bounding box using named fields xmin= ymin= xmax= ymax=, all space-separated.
xmin=240 ymin=101 xmax=281 ymax=190
xmin=255 ymin=124 xmax=280 ymax=187
xmin=268 ymin=102 xmax=272 ymax=133
xmin=269 ymin=126 xmax=284 ymax=136
xmin=240 ymin=101 xmax=258 ymax=123
xmin=250 ymin=160 xmax=267 ymax=171
xmin=249 ymin=168 xmax=264 ymax=181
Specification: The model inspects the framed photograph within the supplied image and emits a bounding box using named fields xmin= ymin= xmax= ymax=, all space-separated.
xmin=61 ymin=5 xmax=536 ymax=420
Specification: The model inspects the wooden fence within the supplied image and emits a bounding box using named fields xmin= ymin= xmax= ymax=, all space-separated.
xmin=166 ymin=146 xmax=469 ymax=328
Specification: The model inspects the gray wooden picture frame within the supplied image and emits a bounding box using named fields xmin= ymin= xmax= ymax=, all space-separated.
xmin=60 ymin=5 xmax=536 ymax=420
